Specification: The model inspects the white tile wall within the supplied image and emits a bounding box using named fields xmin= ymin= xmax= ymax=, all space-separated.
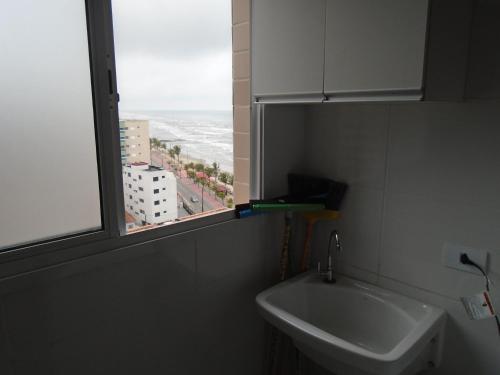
xmin=380 ymin=191 xmax=500 ymax=299
xmin=195 ymin=217 xmax=263 ymax=286
xmin=263 ymin=105 xmax=307 ymax=199
xmin=304 ymin=100 xmax=500 ymax=374
xmin=386 ymin=102 xmax=500 ymax=208
xmin=0 ymin=216 xmax=283 ymax=375
xmin=307 ymin=104 xmax=390 ymax=190
xmin=313 ymin=187 xmax=384 ymax=275
xmin=466 ymin=0 xmax=500 ymax=99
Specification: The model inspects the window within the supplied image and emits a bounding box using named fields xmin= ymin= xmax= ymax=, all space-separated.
xmin=0 ymin=0 xmax=248 ymax=256
xmin=112 ymin=0 xmax=235 ymax=233
xmin=140 ymin=209 xmax=145 ymax=214
xmin=154 ymin=200 xmax=160 ymax=205
xmin=155 ymin=212 xmax=160 ymax=217
xmin=0 ymin=0 xmax=102 ymax=250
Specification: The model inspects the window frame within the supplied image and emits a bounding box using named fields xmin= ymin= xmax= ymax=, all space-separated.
xmin=0 ymin=0 xmax=236 ymax=276
xmin=0 ymin=0 xmax=119 ymax=260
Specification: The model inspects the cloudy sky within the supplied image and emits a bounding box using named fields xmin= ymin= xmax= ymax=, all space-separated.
xmin=112 ymin=0 xmax=233 ymax=111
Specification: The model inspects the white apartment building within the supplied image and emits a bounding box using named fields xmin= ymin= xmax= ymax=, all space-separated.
xmin=119 ymin=120 xmax=151 ymax=165
xmin=123 ymin=162 xmax=178 ymax=225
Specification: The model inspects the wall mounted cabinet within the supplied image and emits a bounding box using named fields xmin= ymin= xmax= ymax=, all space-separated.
xmin=252 ymin=0 xmax=473 ymax=103
xmin=324 ymin=0 xmax=428 ymax=101
xmin=252 ymin=0 xmax=326 ymax=103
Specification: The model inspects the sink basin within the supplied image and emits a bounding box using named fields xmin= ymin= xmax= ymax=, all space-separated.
xmin=256 ymin=272 xmax=446 ymax=375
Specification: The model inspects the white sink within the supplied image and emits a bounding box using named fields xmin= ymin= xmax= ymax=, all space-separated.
xmin=256 ymin=272 xmax=446 ymax=375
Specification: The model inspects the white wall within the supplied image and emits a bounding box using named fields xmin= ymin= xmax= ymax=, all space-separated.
xmin=303 ymin=100 xmax=500 ymax=375
xmin=123 ymin=166 xmax=178 ymax=224
xmin=0 ymin=216 xmax=283 ymax=375
xmin=263 ymin=105 xmax=307 ymax=199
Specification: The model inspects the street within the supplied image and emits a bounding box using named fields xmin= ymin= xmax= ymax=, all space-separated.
xmin=150 ymin=151 xmax=225 ymax=215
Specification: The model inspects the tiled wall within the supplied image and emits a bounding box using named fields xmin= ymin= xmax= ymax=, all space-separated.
xmin=303 ymin=100 xmax=500 ymax=374
xmin=232 ymin=0 xmax=251 ymax=204
xmin=0 ymin=216 xmax=283 ymax=375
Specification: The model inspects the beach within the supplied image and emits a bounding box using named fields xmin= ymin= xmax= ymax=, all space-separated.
xmin=120 ymin=109 xmax=234 ymax=173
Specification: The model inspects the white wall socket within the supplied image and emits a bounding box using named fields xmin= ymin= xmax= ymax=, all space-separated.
xmin=442 ymin=242 xmax=489 ymax=275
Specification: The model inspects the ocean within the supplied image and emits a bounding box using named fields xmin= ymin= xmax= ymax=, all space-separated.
xmin=120 ymin=110 xmax=234 ymax=173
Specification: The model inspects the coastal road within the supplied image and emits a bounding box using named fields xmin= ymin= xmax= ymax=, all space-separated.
xmin=176 ymin=177 xmax=214 ymax=212
xmin=151 ymin=151 xmax=223 ymax=214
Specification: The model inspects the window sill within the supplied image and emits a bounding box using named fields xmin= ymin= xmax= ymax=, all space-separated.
xmin=0 ymin=209 xmax=236 ymax=281
xmin=125 ymin=208 xmax=234 ymax=237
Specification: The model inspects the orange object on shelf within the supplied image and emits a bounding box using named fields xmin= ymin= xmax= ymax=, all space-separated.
xmin=299 ymin=210 xmax=340 ymax=272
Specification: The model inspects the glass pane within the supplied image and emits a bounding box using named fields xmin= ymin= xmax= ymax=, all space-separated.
xmin=0 ymin=0 xmax=102 ymax=249
xmin=112 ymin=0 xmax=234 ymax=233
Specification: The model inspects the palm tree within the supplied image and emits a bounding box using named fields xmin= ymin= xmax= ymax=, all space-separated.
xmin=204 ymin=166 xmax=213 ymax=181
xmin=179 ymin=160 xmax=184 ymax=177
xmin=168 ymin=148 xmax=175 ymax=162
xmin=150 ymin=137 xmax=161 ymax=150
xmin=198 ymin=176 xmax=208 ymax=212
xmin=204 ymin=166 xmax=214 ymax=194
xmin=219 ymin=172 xmax=228 ymax=185
xmin=212 ymin=162 xmax=219 ymax=183
xmin=173 ymin=145 xmax=181 ymax=167
xmin=194 ymin=163 xmax=204 ymax=172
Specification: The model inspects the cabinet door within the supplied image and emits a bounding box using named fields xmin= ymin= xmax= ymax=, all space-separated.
xmin=324 ymin=0 xmax=429 ymax=100
xmin=252 ymin=0 xmax=326 ymax=101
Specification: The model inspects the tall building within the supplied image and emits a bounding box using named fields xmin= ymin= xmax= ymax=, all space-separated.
xmin=123 ymin=162 xmax=178 ymax=225
xmin=119 ymin=120 xmax=151 ymax=165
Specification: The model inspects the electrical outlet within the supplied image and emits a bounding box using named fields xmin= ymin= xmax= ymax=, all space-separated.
xmin=442 ymin=243 xmax=489 ymax=275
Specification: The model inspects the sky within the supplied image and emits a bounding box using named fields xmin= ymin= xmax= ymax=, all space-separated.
xmin=112 ymin=0 xmax=233 ymax=111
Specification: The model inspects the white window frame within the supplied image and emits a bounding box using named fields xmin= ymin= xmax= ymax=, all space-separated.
xmin=0 ymin=0 xmax=237 ymax=277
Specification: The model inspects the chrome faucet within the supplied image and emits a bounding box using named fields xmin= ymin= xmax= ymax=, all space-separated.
xmin=318 ymin=230 xmax=342 ymax=283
